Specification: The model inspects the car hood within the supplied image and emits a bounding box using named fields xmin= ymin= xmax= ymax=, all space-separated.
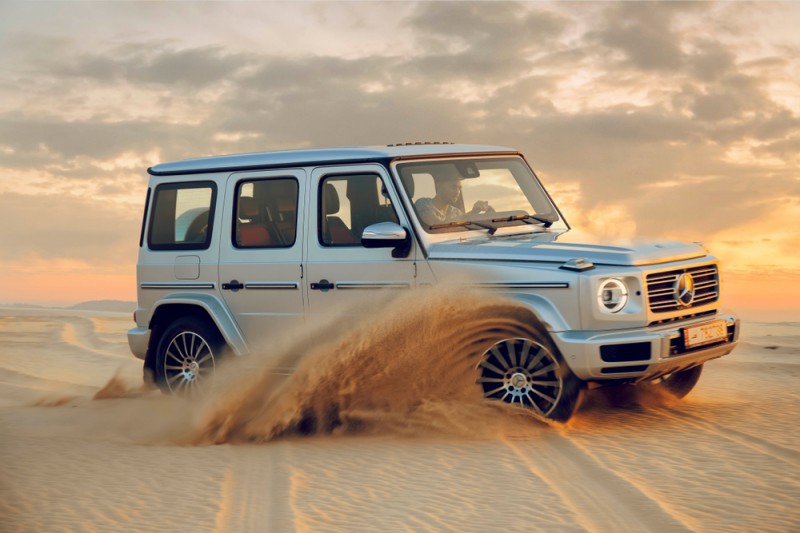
xmin=426 ymin=230 xmax=708 ymax=267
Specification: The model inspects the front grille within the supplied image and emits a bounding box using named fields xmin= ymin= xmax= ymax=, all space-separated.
xmin=646 ymin=264 xmax=719 ymax=313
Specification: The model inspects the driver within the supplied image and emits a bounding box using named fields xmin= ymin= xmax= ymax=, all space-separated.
xmin=415 ymin=175 xmax=492 ymax=226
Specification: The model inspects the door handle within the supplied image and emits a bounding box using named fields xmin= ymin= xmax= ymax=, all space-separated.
xmin=310 ymin=279 xmax=335 ymax=291
xmin=222 ymin=280 xmax=244 ymax=291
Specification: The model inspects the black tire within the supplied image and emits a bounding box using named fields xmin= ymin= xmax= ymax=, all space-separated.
xmin=153 ymin=316 xmax=225 ymax=395
xmin=477 ymin=330 xmax=584 ymax=423
xmin=655 ymin=364 xmax=703 ymax=399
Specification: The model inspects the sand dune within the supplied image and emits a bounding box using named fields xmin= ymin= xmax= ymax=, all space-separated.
xmin=1 ymin=304 xmax=798 ymax=532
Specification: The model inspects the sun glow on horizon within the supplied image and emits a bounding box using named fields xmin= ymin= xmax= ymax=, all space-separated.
xmin=0 ymin=2 xmax=798 ymax=317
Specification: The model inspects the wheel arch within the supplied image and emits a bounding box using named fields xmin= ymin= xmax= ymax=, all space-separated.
xmin=503 ymin=292 xmax=573 ymax=333
xmin=144 ymin=293 xmax=248 ymax=374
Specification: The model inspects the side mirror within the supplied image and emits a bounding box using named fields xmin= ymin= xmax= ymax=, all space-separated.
xmin=361 ymin=222 xmax=412 ymax=258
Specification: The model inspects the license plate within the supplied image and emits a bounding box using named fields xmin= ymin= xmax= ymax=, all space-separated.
xmin=684 ymin=319 xmax=728 ymax=348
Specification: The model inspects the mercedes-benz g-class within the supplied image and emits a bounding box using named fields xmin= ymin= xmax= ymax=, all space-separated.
xmin=128 ymin=143 xmax=739 ymax=421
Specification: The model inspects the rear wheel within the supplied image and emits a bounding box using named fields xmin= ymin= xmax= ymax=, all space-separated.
xmin=477 ymin=334 xmax=583 ymax=422
xmin=654 ymin=364 xmax=703 ymax=399
xmin=153 ymin=316 xmax=225 ymax=395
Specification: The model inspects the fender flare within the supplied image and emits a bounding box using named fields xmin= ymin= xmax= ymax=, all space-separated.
xmin=503 ymin=292 xmax=572 ymax=333
xmin=149 ymin=293 xmax=249 ymax=356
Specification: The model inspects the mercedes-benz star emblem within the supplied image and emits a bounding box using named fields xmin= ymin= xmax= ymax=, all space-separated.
xmin=675 ymin=273 xmax=696 ymax=306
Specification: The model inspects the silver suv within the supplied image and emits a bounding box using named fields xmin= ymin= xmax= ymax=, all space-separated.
xmin=128 ymin=143 xmax=739 ymax=421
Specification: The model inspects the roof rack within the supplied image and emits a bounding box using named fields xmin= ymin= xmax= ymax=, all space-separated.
xmin=386 ymin=141 xmax=454 ymax=147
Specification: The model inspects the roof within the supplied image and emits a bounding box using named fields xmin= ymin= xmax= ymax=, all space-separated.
xmin=147 ymin=143 xmax=519 ymax=176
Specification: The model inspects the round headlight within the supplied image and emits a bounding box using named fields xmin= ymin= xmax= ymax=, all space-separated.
xmin=597 ymin=278 xmax=628 ymax=313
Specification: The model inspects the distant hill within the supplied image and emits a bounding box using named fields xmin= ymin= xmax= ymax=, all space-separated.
xmin=0 ymin=303 xmax=46 ymax=309
xmin=67 ymin=300 xmax=136 ymax=313
xmin=1 ymin=300 xmax=136 ymax=312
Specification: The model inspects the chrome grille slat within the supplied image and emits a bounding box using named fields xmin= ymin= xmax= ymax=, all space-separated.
xmin=693 ymin=292 xmax=718 ymax=302
xmin=651 ymin=302 xmax=681 ymax=310
xmin=646 ymin=264 xmax=719 ymax=314
xmin=647 ymin=274 xmax=679 ymax=284
xmin=649 ymin=288 xmax=676 ymax=297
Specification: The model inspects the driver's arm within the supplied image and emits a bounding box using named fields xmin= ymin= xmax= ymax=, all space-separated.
xmin=468 ymin=200 xmax=493 ymax=215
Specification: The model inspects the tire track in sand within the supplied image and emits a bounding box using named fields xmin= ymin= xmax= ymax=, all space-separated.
xmin=657 ymin=407 xmax=800 ymax=467
xmin=504 ymin=434 xmax=693 ymax=532
xmin=60 ymin=318 xmax=130 ymax=359
xmin=214 ymin=443 xmax=296 ymax=532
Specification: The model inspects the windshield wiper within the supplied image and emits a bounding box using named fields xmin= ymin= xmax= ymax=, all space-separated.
xmin=429 ymin=219 xmax=498 ymax=234
xmin=491 ymin=214 xmax=554 ymax=228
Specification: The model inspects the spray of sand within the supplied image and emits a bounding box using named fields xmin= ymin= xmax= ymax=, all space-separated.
xmin=186 ymin=288 xmax=555 ymax=444
xmin=32 ymin=371 xmax=151 ymax=407
xmin=92 ymin=372 xmax=152 ymax=400
xmin=32 ymin=394 xmax=77 ymax=407
xmin=30 ymin=288 xmax=691 ymax=443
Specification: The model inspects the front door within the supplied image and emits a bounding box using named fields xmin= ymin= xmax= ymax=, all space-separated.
xmin=218 ymin=170 xmax=306 ymax=346
xmin=304 ymin=164 xmax=417 ymax=326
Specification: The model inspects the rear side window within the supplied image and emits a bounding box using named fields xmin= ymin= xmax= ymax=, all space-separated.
xmin=148 ymin=181 xmax=217 ymax=250
xmin=234 ymin=178 xmax=299 ymax=248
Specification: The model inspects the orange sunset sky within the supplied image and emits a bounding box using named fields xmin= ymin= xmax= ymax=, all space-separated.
xmin=0 ymin=1 xmax=798 ymax=321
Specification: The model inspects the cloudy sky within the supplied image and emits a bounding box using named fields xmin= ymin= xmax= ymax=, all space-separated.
xmin=0 ymin=1 xmax=798 ymax=317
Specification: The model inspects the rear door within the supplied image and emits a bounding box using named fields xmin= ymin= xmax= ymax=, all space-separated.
xmin=218 ymin=170 xmax=306 ymax=346
xmin=304 ymin=164 xmax=417 ymax=325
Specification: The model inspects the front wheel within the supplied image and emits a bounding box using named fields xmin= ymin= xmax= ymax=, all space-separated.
xmin=654 ymin=364 xmax=703 ymax=399
xmin=477 ymin=335 xmax=583 ymax=422
xmin=153 ymin=317 xmax=225 ymax=395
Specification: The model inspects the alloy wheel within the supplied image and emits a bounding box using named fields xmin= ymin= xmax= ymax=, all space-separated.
xmin=163 ymin=331 xmax=216 ymax=394
xmin=477 ymin=338 xmax=564 ymax=417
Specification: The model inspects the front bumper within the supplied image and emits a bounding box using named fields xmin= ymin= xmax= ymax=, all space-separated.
xmin=127 ymin=326 xmax=151 ymax=361
xmin=552 ymin=313 xmax=739 ymax=381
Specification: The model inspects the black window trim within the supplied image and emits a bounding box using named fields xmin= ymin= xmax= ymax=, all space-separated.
xmin=139 ymin=187 xmax=151 ymax=248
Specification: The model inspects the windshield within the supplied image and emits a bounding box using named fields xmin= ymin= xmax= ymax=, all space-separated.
xmin=396 ymin=157 xmax=564 ymax=234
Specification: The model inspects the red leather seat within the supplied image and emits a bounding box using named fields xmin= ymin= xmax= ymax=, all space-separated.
xmin=237 ymin=197 xmax=272 ymax=247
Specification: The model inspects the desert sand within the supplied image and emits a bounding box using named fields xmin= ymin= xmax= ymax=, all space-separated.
xmin=1 ymin=302 xmax=798 ymax=532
